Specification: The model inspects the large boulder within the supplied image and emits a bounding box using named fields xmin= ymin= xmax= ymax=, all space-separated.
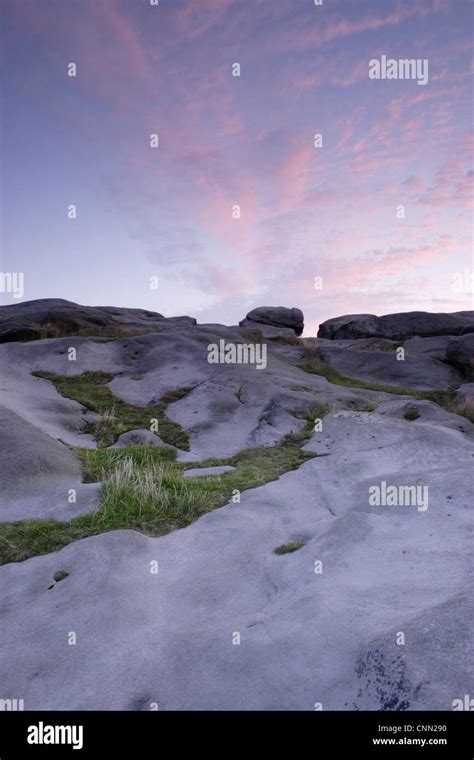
xmin=0 ymin=298 xmax=113 ymax=333
xmin=445 ymin=334 xmax=474 ymax=379
xmin=0 ymin=298 xmax=196 ymax=342
xmin=240 ymin=307 xmax=304 ymax=336
xmin=238 ymin=319 xmax=296 ymax=339
xmin=318 ymin=311 xmax=474 ymax=341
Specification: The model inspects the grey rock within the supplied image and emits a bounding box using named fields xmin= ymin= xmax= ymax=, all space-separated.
xmin=0 ymin=298 xmax=197 ymax=343
xmin=112 ymin=429 xmax=172 ymax=449
xmin=0 ymin=406 xmax=99 ymax=521
xmin=403 ymin=335 xmax=452 ymax=359
xmin=1 ymin=306 xmax=473 ymax=711
xmin=316 ymin=344 xmax=461 ymax=390
xmin=455 ymin=383 xmax=474 ymax=402
xmin=0 ymin=409 xmax=472 ymax=709
xmin=238 ymin=320 xmax=296 ymax=339
xmin=0 ymin=321 xmax=42 ymax=343
xmin=318 ymin=311 xmax=474 ymax=340
xmin=182 ymin=465 xmax=236 ymax=478
xmin=375 ymin=398 xmax=473 ymax=433
xmin=241 ymin=306 xmax=304 ymax=335
xmin=445 ymin=334 xmax=474 ymax=379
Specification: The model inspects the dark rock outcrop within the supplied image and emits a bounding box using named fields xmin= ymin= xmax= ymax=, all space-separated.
xmin=240 ymin=306 xmax=304 ymax=335
xmin=445 ymin=334 xmax=474 ymax=379
xmin=0 ymin=322 xmax=42 ymax=343
xmin=0 ymin=298 xmax=196 ymax=342
xmin=318 ymin=311 xmax=474 ymax=341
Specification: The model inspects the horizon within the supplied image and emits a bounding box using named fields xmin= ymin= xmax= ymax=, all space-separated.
xmin=1 ymin=294 xmax=473 ymax=339
xmin=1 ymin=0 xmax=473 ymax=337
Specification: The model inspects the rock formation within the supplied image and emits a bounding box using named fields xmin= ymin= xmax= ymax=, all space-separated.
xmin=0 ymin=300 xmax=472 ymax=711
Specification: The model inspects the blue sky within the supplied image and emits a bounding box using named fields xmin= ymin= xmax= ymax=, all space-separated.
xmin=1 ymin=0 xmax=473 ymax=333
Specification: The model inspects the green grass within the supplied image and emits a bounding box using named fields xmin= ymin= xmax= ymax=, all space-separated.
xmin=404 ymin=408 xmax=420 ymax=421
xmin=282 ymin=402 xmax=332 ymax=445
xmin=299 ymin=347 xmax=458 ymax=404
xmin=298 ymin=348 xmax=474 ymax=425
xmin=78 ymin=444 xmax=178 ymax=482
xmin=36 ymin=321 xmax=161 ymax=341
xmin=32 ymin=371 xmax=191 ymax=449
xmin=0 ymin=444 xmax=317 ymax=565
xmin=442 ymin=397 xmax=474 ymax=424
xmin=274 ymin=540 xmax=305 ymax=555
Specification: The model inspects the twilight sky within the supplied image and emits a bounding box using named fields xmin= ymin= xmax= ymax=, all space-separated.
xmin=1 ymin=0 xmax=473 ymax=335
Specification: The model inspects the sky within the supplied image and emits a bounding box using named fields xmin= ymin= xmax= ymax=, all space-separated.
xmin=0 ymin=0 xmax=473 ymax=335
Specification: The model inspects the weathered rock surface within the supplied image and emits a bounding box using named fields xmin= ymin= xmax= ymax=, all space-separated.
xmin=318 ymin=311 xmax=474 ymax=340
xmin=0 ymin=407 xmax=472 ymax=710
xmin=112 ymin=430 xmax=172 ymax=449
xmin=0 ymin=407 xmax=99 ymax=521
xmin=183 ymin=465 xmax=237 ymax=478
xmin=455 ymin=383 xmax=474 ymax=402
xmin=316 ymin=343 xmax=461 ymax=390
xmin=0 ymin=298 xmax=196 ymax=342
xmin=238 ymin=319 xmax=296 ymax=339
xmin=240 ymin=306 xmax=304 ymax=335
xmin=445 ymin=334 xmax=474 ymax=379
xmin=0 ymin=300 xmax=473 ymax=711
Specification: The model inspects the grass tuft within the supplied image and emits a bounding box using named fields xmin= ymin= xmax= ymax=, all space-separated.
xmin=442 ymin=396 xmax=474 ymax=423
xmin=282 ymin=402 xmax=332 ymax=445
xmin=32 ymin=371 xmax=191 ymax=449
xmin=0 ymin=444 xmax=316 ymax=565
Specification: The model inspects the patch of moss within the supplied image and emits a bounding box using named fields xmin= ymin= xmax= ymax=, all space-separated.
xmin=274 ymin=540 xmax=305 ymax=555
xmin=53 ymin=570 xmax=69 ymax=582
xmin=32 ymin=371 xmax=190 ymax=449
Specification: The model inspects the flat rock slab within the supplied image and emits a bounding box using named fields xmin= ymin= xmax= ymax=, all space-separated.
xmin=0 ymin=406 xmax=100 ymax=521
xmin=182 ymin=465 xmax=236 ymax=478
xmin=317 ymin=344 xmax=461 ymax=390
xmin=0 ymin=410 xmax=472 ymax=710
